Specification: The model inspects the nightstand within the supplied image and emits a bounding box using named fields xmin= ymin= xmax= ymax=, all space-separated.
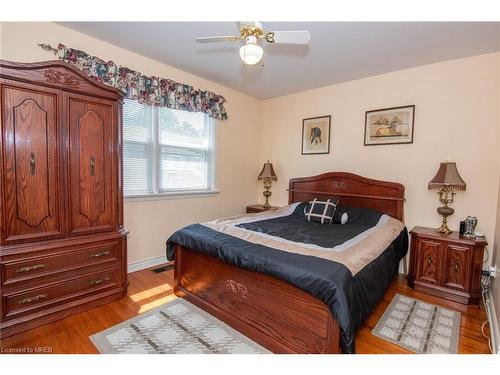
xmin=246 ymin=204 xmax=279 ymax=214
xmin=407 ymin=226 xmax=487 ymax=305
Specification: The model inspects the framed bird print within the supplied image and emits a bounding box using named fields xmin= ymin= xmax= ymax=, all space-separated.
xmin=364 ymin=105 xmax=415 ymax=146
xmin=302 ymin=115 xmax=331 ymax=155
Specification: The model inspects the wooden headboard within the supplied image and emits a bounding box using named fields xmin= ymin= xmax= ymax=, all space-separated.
xmin=288 ymin=172 xmax=405 ymax=222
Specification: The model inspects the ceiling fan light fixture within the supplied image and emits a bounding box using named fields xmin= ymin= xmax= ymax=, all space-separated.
xmin=196 ymin=22 xmax=311 ymax=66
xmin=239 ymin=36 xmax=263 ymax=65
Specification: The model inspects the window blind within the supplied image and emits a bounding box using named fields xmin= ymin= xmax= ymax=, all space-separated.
xmin=123 ymin=99 xmax=154 ymax=195
xmin=122 ymin=99 xmax=214 ymax=197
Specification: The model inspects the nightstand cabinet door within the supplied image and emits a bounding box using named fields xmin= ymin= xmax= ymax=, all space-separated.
xmin=416 ymin=239 xmax=442 ymax=285
xmin=443 ymin=244 xmax=470 ymax=291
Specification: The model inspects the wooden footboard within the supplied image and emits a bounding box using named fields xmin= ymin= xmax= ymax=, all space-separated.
xmin=174 ymin=245 xmax=340 ymax=354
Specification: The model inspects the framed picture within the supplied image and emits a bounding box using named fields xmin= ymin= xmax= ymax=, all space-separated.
xmin=302 ymin=115 xmax=331 ymax=155
xmin=364 ymin=105 xmax=415 ymax=146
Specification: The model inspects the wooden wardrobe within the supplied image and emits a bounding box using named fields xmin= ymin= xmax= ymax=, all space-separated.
xmin=0 ymin=60 xmax=128 ymax=338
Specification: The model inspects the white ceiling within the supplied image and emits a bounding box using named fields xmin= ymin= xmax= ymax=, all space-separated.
xmin=59 ymin=22 xmax=500 ymax=99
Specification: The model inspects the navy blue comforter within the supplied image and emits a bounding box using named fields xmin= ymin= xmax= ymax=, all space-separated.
xmin=166 ymin=205 xmax=408 ymax=353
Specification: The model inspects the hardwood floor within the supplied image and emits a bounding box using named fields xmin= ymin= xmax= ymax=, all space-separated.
xmin=356 ymin=274 xmax=491 ymax=354
xmin=0 ymin=266 xmax=491 ymax=354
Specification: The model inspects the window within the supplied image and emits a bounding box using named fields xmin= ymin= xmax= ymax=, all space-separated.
xmin=123 ymin=99 xmax=215 ymax=197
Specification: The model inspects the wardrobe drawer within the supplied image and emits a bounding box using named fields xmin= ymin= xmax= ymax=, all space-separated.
xmin=2 ymin=268 xmax=119 ymax=319
xmin=2 ymin=242 xmax=120 ymax=285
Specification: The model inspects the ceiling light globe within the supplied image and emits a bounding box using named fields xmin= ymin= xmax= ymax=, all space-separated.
xmin=239 ymin=43 xmax=263 ymax=65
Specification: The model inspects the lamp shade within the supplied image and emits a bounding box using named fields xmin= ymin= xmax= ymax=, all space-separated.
xmin=428 ymin=162 xmax=466 ymax=191
xmin=258 ymin=161 xmax=277 ymax=181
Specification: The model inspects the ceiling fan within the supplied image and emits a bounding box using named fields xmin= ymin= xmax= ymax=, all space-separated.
xmin=196 ymin=22 xmax=311 ymax=66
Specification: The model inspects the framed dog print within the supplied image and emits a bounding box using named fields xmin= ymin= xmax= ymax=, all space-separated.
xmin=302 ymin=115 xmax=331 ymax=155
xmin=364 ymin=105 xmax=415 ymax=146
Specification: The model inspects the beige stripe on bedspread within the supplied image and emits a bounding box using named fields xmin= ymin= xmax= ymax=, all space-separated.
xmin=202 ymin=205 xmax=404 ymax=275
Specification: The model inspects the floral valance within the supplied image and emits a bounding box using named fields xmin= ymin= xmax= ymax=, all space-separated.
xmin=38 ymin=43 xmax=228 ymax=120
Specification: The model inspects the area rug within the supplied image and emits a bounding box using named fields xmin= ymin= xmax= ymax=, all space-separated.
xmin=90 ymin=298 xmax=270 ymax=354
xmin=371 ymin=294 xmax=461 ymax=354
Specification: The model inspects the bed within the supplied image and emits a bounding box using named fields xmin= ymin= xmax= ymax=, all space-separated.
xmin=166 ymin=172 xmax=407 ymax=353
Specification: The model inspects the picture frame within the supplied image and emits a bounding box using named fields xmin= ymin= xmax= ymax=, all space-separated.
xmin=301 ymin=115 xmax=331 ymax=155
xmin=364 ymin=105 xmax=415 ymax=146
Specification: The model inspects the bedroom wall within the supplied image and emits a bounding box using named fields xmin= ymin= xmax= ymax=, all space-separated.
xmin=258 ymin=52 xmax=500 ymax=268
xmin=0 ymin=22 xmax=262 ymax=267
xmin=492 ymin=54 xmax=500 ymax=352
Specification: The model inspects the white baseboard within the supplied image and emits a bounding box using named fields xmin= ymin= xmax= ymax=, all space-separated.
xmin=127 ymin=255 xmax=169 ymax=273
xmin=484 ymin=287 xmax=500 ymax=354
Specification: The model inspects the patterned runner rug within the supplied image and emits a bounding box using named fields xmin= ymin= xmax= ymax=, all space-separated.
xmin=372 ymin=294 xmax=461 ymax=354
xmin=91 ymin=298 xmax=270 ymax=354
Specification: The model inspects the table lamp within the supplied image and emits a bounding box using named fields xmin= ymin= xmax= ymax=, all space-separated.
xmin=258 ymin=161 xmax=277 ymax=209
xmin=428 ymin=161 xmax=466 ymax=234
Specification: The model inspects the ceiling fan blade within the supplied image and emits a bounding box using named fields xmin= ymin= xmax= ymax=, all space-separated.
xmin=267 ymin=31 xmax=311 ymax=44
xmin=195 ymin=36 xmax=240 ymax=43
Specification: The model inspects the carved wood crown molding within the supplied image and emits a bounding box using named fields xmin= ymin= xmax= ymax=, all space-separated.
xmin=332 ymin=181 xmax=348 ymax=190
xmin=44 ymin=68 xmax=80 ymax=88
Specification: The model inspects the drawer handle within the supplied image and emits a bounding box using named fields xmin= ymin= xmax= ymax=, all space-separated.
xmin=90 ymin=156 xmax=96 ymax=176
xmin=30 ymin=152 xmax=36 ymax=175
xmin=18 ymin=293 xmax=48 ymax=305
xmin=454 ymin=260 xmax=460 ymax=273
xmin=16 ymin=263 xmax=46 ymax=273
xmin=89 ymin=276 xmax=110 ymax=286
xmin=88 ymin=250 xmax=110 ymax=259
xmin=427 ymin=256 xmax=432 ymax=265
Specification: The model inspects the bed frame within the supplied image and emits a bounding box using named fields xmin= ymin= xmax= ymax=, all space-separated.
xmin=174 ymin=172 xmax=405 ymax=353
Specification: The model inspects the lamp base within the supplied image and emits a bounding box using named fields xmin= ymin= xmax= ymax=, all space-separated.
xmin=263 ymin=192 xmax=271 ymax=209
xmin=262 ymin=179 xmax=272 ymax=209
xmin=436 ymin=204 xmax=454 ymax=235
xmin=436 ymin=219 xmax=453 ymax=235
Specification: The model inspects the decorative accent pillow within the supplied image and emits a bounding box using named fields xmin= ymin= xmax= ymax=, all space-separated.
xmin=304 ymin=198 xmax=338 ymax=224
xmin=332 ymin=208 xmax=349 ymax=224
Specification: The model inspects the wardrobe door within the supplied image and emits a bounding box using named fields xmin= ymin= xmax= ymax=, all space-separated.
xmin=67 ymin=95 xmax=117 ymax=235
xmin=0 ymin=83 xmax=63 ymax=244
